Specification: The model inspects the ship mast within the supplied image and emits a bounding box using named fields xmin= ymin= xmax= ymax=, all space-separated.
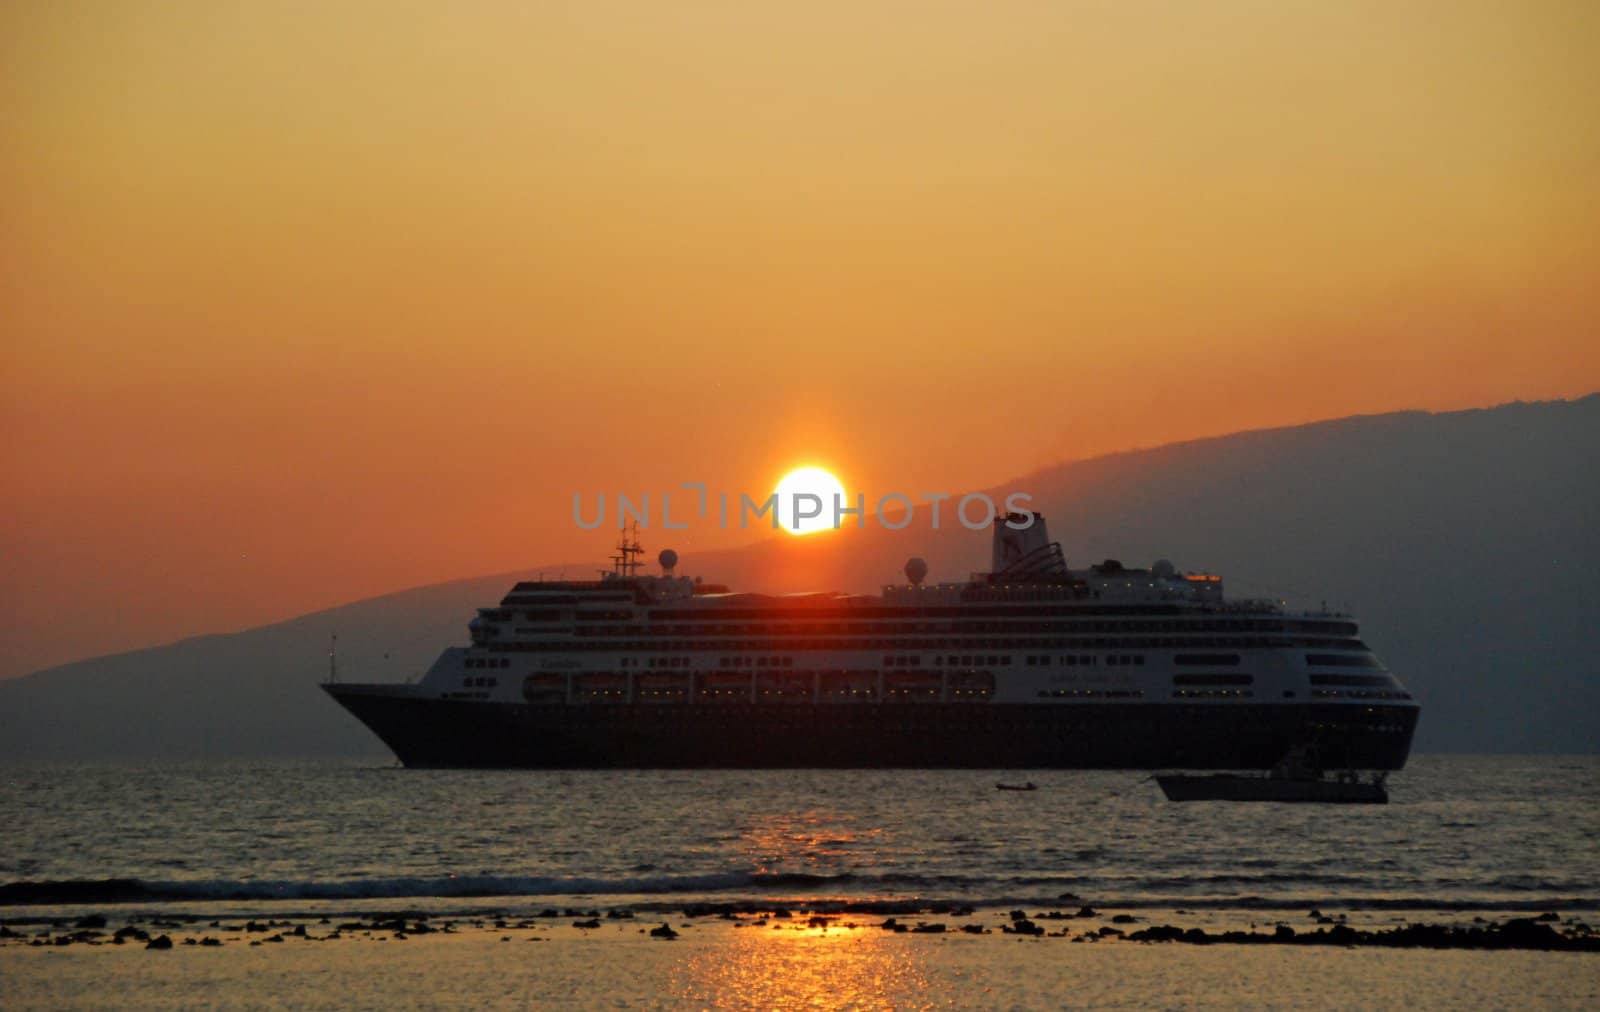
xmin=610 ymin=522 xmax=644 ymax=578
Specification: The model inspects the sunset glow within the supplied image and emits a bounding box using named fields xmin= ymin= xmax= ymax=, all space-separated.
xmin=0 ymin=1 xmax=1597 ymax=680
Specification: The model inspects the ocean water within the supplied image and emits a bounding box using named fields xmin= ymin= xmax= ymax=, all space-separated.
xmin=2 ymin=755 xmax=1595 ymax=919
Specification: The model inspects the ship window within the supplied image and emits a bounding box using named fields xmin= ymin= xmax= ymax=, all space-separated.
xmin=1310 ymin=674 xmax=1396 ymax=688
xmin=1175 ymin=653 xmax=1240 ymax=666
xmin=1306 ymin=654 xmax=1382 ymax=668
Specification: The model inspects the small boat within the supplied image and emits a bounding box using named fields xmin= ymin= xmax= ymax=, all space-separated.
xmin=1155 ymin=773 xmax=1387 ymax=804
xmin=996 ymin=781 xmax=1037 ymax=792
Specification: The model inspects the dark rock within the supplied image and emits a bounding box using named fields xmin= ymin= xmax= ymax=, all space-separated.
xmin=1002 ymin=919 xmax=1044 ymax=937
xmin=650 ymin=923 xmax=679 ymax=940
xmin=1129 ymin=925 xmax=1185 ymax=943
xmin=146 ymin=935 xmax=173 ymax=950
xmin=1076 ymin=906 xmax=1098 ymax=918
xmin=75 ymin=915 xmax=108 ymax=929
xmin=1497 ymin=918 xmax=1565 ymax=948
xmin=1008 ymin=909 xmax=1028 ymax=922
xmin=572 ymin=919 xmax=601 ymax=929
xmin=200 ymin=937 xmax=222 ymax=946
xmin=911 ymin=923 xmax=946 ymax=934
xmin=114 ymin=926 xmax=150 ymax=942
xmin=1112 ymin=914 xmax=1138 ymax=924
xmin=960 ymin=924 xmax=987 ymax=935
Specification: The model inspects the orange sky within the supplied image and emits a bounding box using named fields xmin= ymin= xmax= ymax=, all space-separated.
xmin=2 ymin=1 xmax=1598 ymax=679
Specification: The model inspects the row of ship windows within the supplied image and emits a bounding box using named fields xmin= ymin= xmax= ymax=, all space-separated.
xmin=605 ymin=688 xmax=993 ymax=701
xmin=483 ymin=637 xmax=1367 ymax=654
xmin=473 ymin=652 xmax=1375 ymax=677
xmin=1306 ymin=654 xmax=1383 ymax=668
xmin=481 ymin=664 xmax=1395 ymax=692
xmin=560 ymin=617 xmax=1344 ymax=635
xmin=497 ymin=601 xmax=1359 ymax=636
xmin=679 ymin=687 xmax=959 ymax=699
xmin=560 ymin=621 xmax=1340 ymax=638
xmin=714 ymin=656 xmax=796 ymax=668
xmin=1312 ymin=689 xmax=1414 ymax=700
xmin=510 ymin=672 xmax=1387 ymax=694
xmin=1310 ymin=674 xmax=1398 ymax=688
xmin=555 ymin=687 xmax=1404 ymax=703
xmin=636 ymin=657 xmax=694 ymax=669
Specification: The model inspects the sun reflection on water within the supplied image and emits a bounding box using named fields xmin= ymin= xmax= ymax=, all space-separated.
xmin=667 ymin=921 xmax=938 ymax=1008
xmin=738 ymin=809 xmax=887 ymax=876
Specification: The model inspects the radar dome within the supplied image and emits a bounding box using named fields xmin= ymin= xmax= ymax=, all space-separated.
xmin=658 ymin=549 xmax=679 ymax=572
xmin=1151 ymin=559 xmax=1176 ymax=579
xmin=904 ymin=557 xmax=928 ymax=586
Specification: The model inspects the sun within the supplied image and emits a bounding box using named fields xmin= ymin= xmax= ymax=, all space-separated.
xmin=773 ymin=467 xmax=848 ymax=536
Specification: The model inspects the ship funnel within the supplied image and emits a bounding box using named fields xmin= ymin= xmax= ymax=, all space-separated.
xmin=990 ymin=512 xmax=1068 ymax=583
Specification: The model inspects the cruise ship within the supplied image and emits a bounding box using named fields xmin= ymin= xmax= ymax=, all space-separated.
xmin=323 ymin=515 xmax=1419 ymax=769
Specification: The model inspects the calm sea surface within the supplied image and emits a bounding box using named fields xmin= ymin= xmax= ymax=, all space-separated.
xmin=2 ymin=756 xmax=1596 ymax=919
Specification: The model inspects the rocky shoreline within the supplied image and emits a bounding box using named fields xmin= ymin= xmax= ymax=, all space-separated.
xmin=4 ymin=904 xmax=1596 ymax=954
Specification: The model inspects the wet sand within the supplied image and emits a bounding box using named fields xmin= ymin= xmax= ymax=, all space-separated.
xmin=4 ymin=907 xmax=1597 ymax=1009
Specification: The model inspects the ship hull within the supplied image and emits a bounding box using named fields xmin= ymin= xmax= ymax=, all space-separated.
xmin=325 ymin=685 xmax=1418 ymax=770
